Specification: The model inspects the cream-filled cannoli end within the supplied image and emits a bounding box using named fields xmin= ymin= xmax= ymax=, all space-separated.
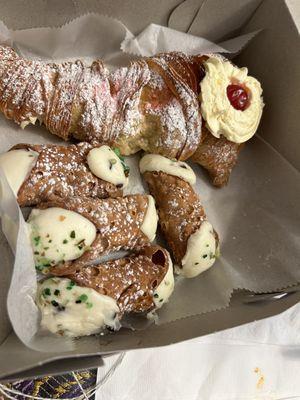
xmin=0 ymin=149 xmax=38 ymax=195
xmin=27 ymin=208 xmax=96 ymax=270
xmin=181 ymin=221 xmax=218 ymax=278
xmin=140 ymin=195 xmax=158 ymax=241
xmin=153 ymin=254 xmax=174 ymax=308
xmin=139 ymin=154 xmax=196 ymax=185
xmin=37 ymin=278 xmax=120 ymax=337
xmin=87 ymin=145 xmax=129 ymax=188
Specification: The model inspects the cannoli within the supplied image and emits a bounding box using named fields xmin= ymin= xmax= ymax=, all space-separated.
xmin=27 ymin=194 xmax=158 ymax=271
xmin=37 ymin=245 xmax=174 ymax=337
xmin=140 ymin=154 xmax=219 ymax=278
xmin=0 ymin=143 xmax=128 ymax=206
xmin=0 ymin=46 xmax=263 ymax=186
xmin=51 ymin=245 xmax=174 ymax=313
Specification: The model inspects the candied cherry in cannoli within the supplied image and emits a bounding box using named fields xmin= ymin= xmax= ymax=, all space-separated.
xmin=226 ymin=84 xmax=249 ymax=111
xmin=37 ymin=277 xmax=120 ymax=337
xmin=200 ymin=56 xmax=264 ymax=143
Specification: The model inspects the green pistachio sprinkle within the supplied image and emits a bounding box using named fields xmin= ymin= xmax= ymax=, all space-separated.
xmin=51 ymin=300 xmax=59 ymax=307
xmin=78 ymin=294 xmax=88 ymax=302
xmin=202 ymin=254 xmax=208 ymax=259
xmin=70 ymin=230 xmax=76 ymax=239
xmin=113 ymin=147 xmax=129 ymax=176
xmin=209 ymin=252 xmax=215 ymax=259
xmin=43 ymin=288 xmax=51 ymax=297
xmin=153 ymin=293 xmax=159 ymax=298
xmin=86 ymin=302 xmax=93 ymax=309
xmin=113 ymin=147 xmax=124 ymax=161
xmin=48 ymin=239 xmax=52 ymax=243
xmin=33 ymin=236 xmax=41 ymax=246
xmin=159 ymin=299 xmax=163 ymax=302
xmin=109 ymin=158 xmax=117 ymax=165
xmin=35 ymin=265 xmax=44 ymax=272
xmin=66 ymin=281 xmax=76 ymax=290
xmin=206 ymin=244 xmax=209 ymax=247
xmin=44 ymin=247 xmax=49 ymax=250
xmin=34 ymin=251 xmax=39 ymax=255
xmin=63 ymin=239 xmax=68 ymax=244
xmin=194 ymin=262 xmax=199 ymax=265
xmin=123 ymin=164 xmax=130 ymax=177
xmin=54 ymin=289 xmax=60 ymax=296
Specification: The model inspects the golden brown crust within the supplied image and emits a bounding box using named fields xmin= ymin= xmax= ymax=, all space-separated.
xmin=0 ymin=46 xmax=242 ymax=186
xmin=12 ymin=142 xmax=122 ymax=207
xmin=143 ymin=171 xmax=206 ymax=263
xmin=50 ymin=245 xmax=170 ymax=314
xmin=191 ymin=127 xmax=242 ymax=187
xmin=37 ymin=194 xmax=150 ymax=268
xmin=0 ymin=46 xmax=203 ymax=160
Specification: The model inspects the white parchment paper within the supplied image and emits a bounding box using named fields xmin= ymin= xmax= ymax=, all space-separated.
xmin=0 ymin=14 xmax=299 ymax=352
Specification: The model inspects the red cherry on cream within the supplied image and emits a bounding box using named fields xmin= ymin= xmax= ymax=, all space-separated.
xmin=226 ymin=84 xmax=249 ymax=111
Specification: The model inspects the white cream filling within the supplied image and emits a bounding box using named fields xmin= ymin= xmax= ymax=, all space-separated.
xmin=140 ymin=195 xmax=158 ymax=241
xmin=139 ymin=154 xmax=196 ymax=185
xmin=153 ymin=254 xmax=174 ymax=308
xmin=0 ymin=149 xmax=39 ymax=196
xmin=27 ymin=207 xmax=96 ymax=270
xmin=37 ymin=277 xmax=120 ymax=337
xmin=200 ymin=56 xmax=264 ymax=143
xmin=87 ymin=145 xmax=129 ymax=187
xmin=181 ymin=221 xmax=217 ymax=278
xmin=20 ymin=116 xmax=38 ymax=129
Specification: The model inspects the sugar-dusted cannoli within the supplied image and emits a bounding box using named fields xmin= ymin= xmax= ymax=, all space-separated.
xmin=0 ymin=143 xmax=129 ymax=206
xmin=37 ymin=245 xmax=173 ymax=337
xmin=50 ymin=245 xmax=174 ymax=314
xmin=140 ymin=154 xmax=219 ymax=278
xmin=27 ymin=194 xmax=158 ymax=271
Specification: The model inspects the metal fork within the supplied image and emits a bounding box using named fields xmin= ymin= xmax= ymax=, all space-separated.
xmin=242 ymin=286 xmax=300 ymax=304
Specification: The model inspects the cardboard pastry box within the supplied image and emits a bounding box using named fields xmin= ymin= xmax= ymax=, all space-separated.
xmin=0 ymin=0 xmax=299 ymax=380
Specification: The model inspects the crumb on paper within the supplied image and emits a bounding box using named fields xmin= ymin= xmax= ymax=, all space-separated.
xmin=254 ymin=367 xmax=265 ymax=389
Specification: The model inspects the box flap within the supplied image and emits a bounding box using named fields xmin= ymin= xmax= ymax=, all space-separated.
xmin=237 ymin=0 xmax=300 ymax=171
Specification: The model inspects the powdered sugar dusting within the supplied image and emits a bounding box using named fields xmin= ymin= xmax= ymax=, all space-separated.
xmin=56 ymin=246 xmax=170 ymax=314
xmin=40 ymin=194 xmax=151 ymax=269
xmin=0 ymin=46 xmax=203 ymax=160
xmin=15 ymin=142 xmax=122 ymax=206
